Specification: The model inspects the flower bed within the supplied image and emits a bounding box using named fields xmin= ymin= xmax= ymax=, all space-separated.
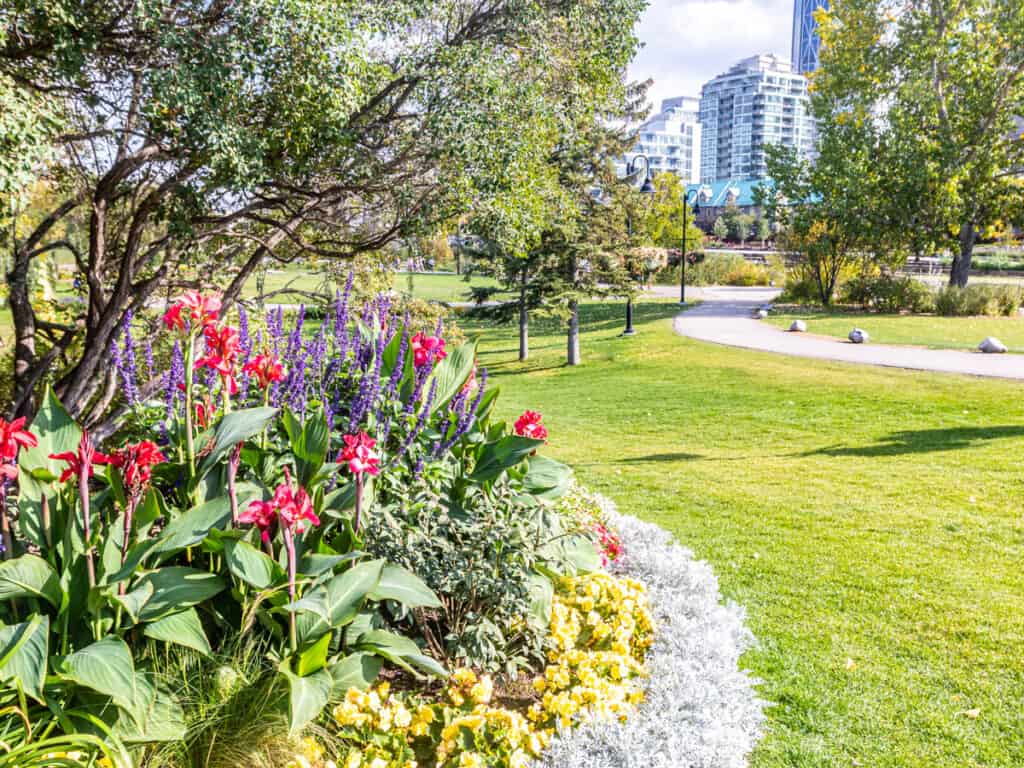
xmin=540 ymin=496 xmax=765 ymax=768
xmin=0 ymin=282 xmax=762 ymax=768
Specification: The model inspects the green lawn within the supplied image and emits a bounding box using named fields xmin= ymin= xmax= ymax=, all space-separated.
xmin=237 ymin=267 xmax=511 ymax=304
xmin=390 ymin=271 xmax=513 ymax=303
xmin=768 ymin=310 xmax=1024 ymax=353
xmin=0 ymin=307 xmax=10 ymax=347
xmin=467 ymin=300 xmax=1024 ymax=768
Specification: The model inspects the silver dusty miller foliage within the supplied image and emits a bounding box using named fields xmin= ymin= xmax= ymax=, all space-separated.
xmin=540 ymin=494 xmax=766 ymax=768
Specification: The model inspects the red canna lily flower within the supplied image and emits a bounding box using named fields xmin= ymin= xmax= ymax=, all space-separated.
xmin=197 ymin=324 xmax=242 ymax=394
xmin=239 ymin=499 xmax=277 ymax=543
xmin=242 ymin=353 xmax=287 ymax=389
xmin=162 ymin=290 xmax=221 ymax=332
xmin=195 ymin=401 xmax=210 ymax=429
xmin=161 ymin=302 xmax=186 ymax=332
xmin=273 ymin=481 xmax=319 ymax=533
xmin=0 ymin=417 xmax=38 ymax=484
xmin=337 ymin=432 xmax=381 ymax=476
xmin=0 ymin=417 xmax=38 ymax=462
xmin=411 ymin=332 xmax=447 ymax=367
xmin=50 ymin=431 xmax=115 ymax=484
xmin=514 ymin=410 xmax=548 ymax=441
xmin=108 ymin=440 xmax=166 ymax=489
xmin=461 ymin=362 xmax=478 ymax=393
xmin=240 ymin=467 xmax=319 ymax=542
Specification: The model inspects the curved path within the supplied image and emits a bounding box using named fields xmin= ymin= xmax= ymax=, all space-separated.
xmin=667 ymin=286 xmax=1024 ymax=380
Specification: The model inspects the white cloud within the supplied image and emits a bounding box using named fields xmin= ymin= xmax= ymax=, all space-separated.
xmin=628 ymin=0 xmax=794 ymax=114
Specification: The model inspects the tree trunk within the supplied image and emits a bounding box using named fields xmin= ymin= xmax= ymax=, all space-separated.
xmin=949 ymin=222 xmax=975 ymax=288
xmin=7 ymin=249 xmax=36 ymax=418
xmin=566 ymin=299 xmax=580 ymax=366
xmin=518 ymin=266 xmax=529 ymax=362
xmin=814 ymin=263 xmax=831 ymax=307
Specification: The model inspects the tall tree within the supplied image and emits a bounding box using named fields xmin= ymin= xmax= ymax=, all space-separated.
xmin=643 ymin=172 xmax=704 ymax=254
xmin=1 ymin=0 xmax=645 ymax=420
xmin=813 ymin=0 xmax=1024 ymax=286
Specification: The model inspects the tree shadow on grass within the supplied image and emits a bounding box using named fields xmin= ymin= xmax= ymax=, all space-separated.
xmin=800 ymin=425 xmax=1024 ymax=457
xmin=617 ymin=452 xmax=703 ymax=463
xmin=485 ymin=363 xmax=565 ymax=377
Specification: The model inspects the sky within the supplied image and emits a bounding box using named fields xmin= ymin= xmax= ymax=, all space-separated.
xmin=627 ymin=0 xmax=795 ymax=114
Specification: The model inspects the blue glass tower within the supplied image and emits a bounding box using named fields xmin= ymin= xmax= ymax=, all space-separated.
xmin=792 ymin=0 xmax=829 ymax=74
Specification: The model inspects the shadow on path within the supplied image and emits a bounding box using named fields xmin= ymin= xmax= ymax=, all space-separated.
xmin=801 ymin=425 xmax=1024 ymax=457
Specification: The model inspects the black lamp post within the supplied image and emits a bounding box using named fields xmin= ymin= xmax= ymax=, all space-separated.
xmin=622 ymin=155 xmax=654 ymax=337
xmin=680 ymin=188 xmax=700 ymax=305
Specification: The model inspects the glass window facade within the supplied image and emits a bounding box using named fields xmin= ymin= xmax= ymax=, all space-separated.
xmin=698 ymin=54 xmax=816 ymax=184
xmin=623 ymin=96 xmax=702 ymax=183
xmin=792 ymin=0 xmax=829 ymax=75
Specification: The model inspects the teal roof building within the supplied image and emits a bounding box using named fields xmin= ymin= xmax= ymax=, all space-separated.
xmin=686 ymin=179 xmax=772 ymax=209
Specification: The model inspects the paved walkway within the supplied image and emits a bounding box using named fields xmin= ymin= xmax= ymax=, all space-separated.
xmin=666 ymin=286 xmax=1024 ymax=380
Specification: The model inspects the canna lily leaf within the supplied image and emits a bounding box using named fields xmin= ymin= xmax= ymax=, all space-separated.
xmin=368 ymin=564 xmax=441 ymax=609
xmin=151 ymin=496 xmax=235 ymax=558
xmin=469 ymin=435 xmax=544 ymax=483
xmin=294 ymin=559 xmax=383 ymax=645
xmin=328 ymin=652 xmax=383 ymax=697
xmin=281 ymin=665 xmax=333 ymax=735
xmin=224 ymin=538 xmax=280 ymax=590
xmin=353 ymin=629 xmax=447 ymax=678
xmin=114 ymin=671 xmax=187 ymax=744
xmin=287 ymin=408 xmax=329 ymax=488
xmin=523 ymin=455 xmax=574 ymax=500
xmin=295 ymin=632 xmax=331 ymax=677
xmin=196 ymin=406 xmax=278 ymax=480
xmin=61 ymin=636 xmax=137 ymax=712
xmin=427 ymin=340 xmax=477 ymax=413
xmin=122 ymin=567 xmax=226 ymax=622
xmin=0 ymin=614 xmax=49 ymax=701
xmin=143 ymin=608 xmax=212 ymax=657
xmin=0 ymin=554 xmax=62 ymax=607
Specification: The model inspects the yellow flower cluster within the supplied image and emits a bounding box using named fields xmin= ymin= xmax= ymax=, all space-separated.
xmin=435 ymin=698 xmax=545 ymax=768
xmin=529 ymin=572 xmax=653 ymax=731
xmin=330 ymin=682 xmax=422 ymax=768
xmin=285 ymin=737 xmax=339 ymax=768
xmin=302 ymin=572 xmax=654 ymax=768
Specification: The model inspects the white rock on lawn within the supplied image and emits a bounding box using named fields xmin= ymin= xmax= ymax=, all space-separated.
xmin=789 ymin=320 xmax=807 ymax=333
xmin=848 ymin=328 xmax=869 ymax=344
xmin=978 ymin=337 xmax=1007 ymax=354
xmin=540 ymin=495 xmax=765 ymax=768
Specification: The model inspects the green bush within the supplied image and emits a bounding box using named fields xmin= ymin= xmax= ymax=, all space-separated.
xmin=934 ymin=284 xmax=1024 ymax=316
xmin=365 ymin=489 xmax=550 ymax=677
xmin=840 ymin=274 xmax=935 ymax=313
xmin=723 ymin=260 xmax=771 ymax=286
xmin=779 ymin=270 xmax=823 ymax=304
xmin=654 ymin=253 xmax=773 ymax=287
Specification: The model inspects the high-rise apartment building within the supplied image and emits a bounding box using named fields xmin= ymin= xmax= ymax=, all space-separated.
xmin=698 ymin=54 xmax=815 ymax=183
xmin=792 ymin=0 xmax=829 ymax=74
xmin=625 ymin=96 xmax=702 ymax=183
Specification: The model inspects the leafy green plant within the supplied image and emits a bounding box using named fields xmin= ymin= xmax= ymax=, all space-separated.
xmin=840 ymin=274 xmax=935 ymax=313
xmin=0 ymin=691 xmax=131 ymax=768
xmin=137 ymin=638 xmax=335 ymax=768
xmin=934 ymin=284 xmax=1024 ymax=316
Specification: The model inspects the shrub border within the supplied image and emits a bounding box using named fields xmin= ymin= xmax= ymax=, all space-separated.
xmin=540 ymin=495 xmax=766 ymax=768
